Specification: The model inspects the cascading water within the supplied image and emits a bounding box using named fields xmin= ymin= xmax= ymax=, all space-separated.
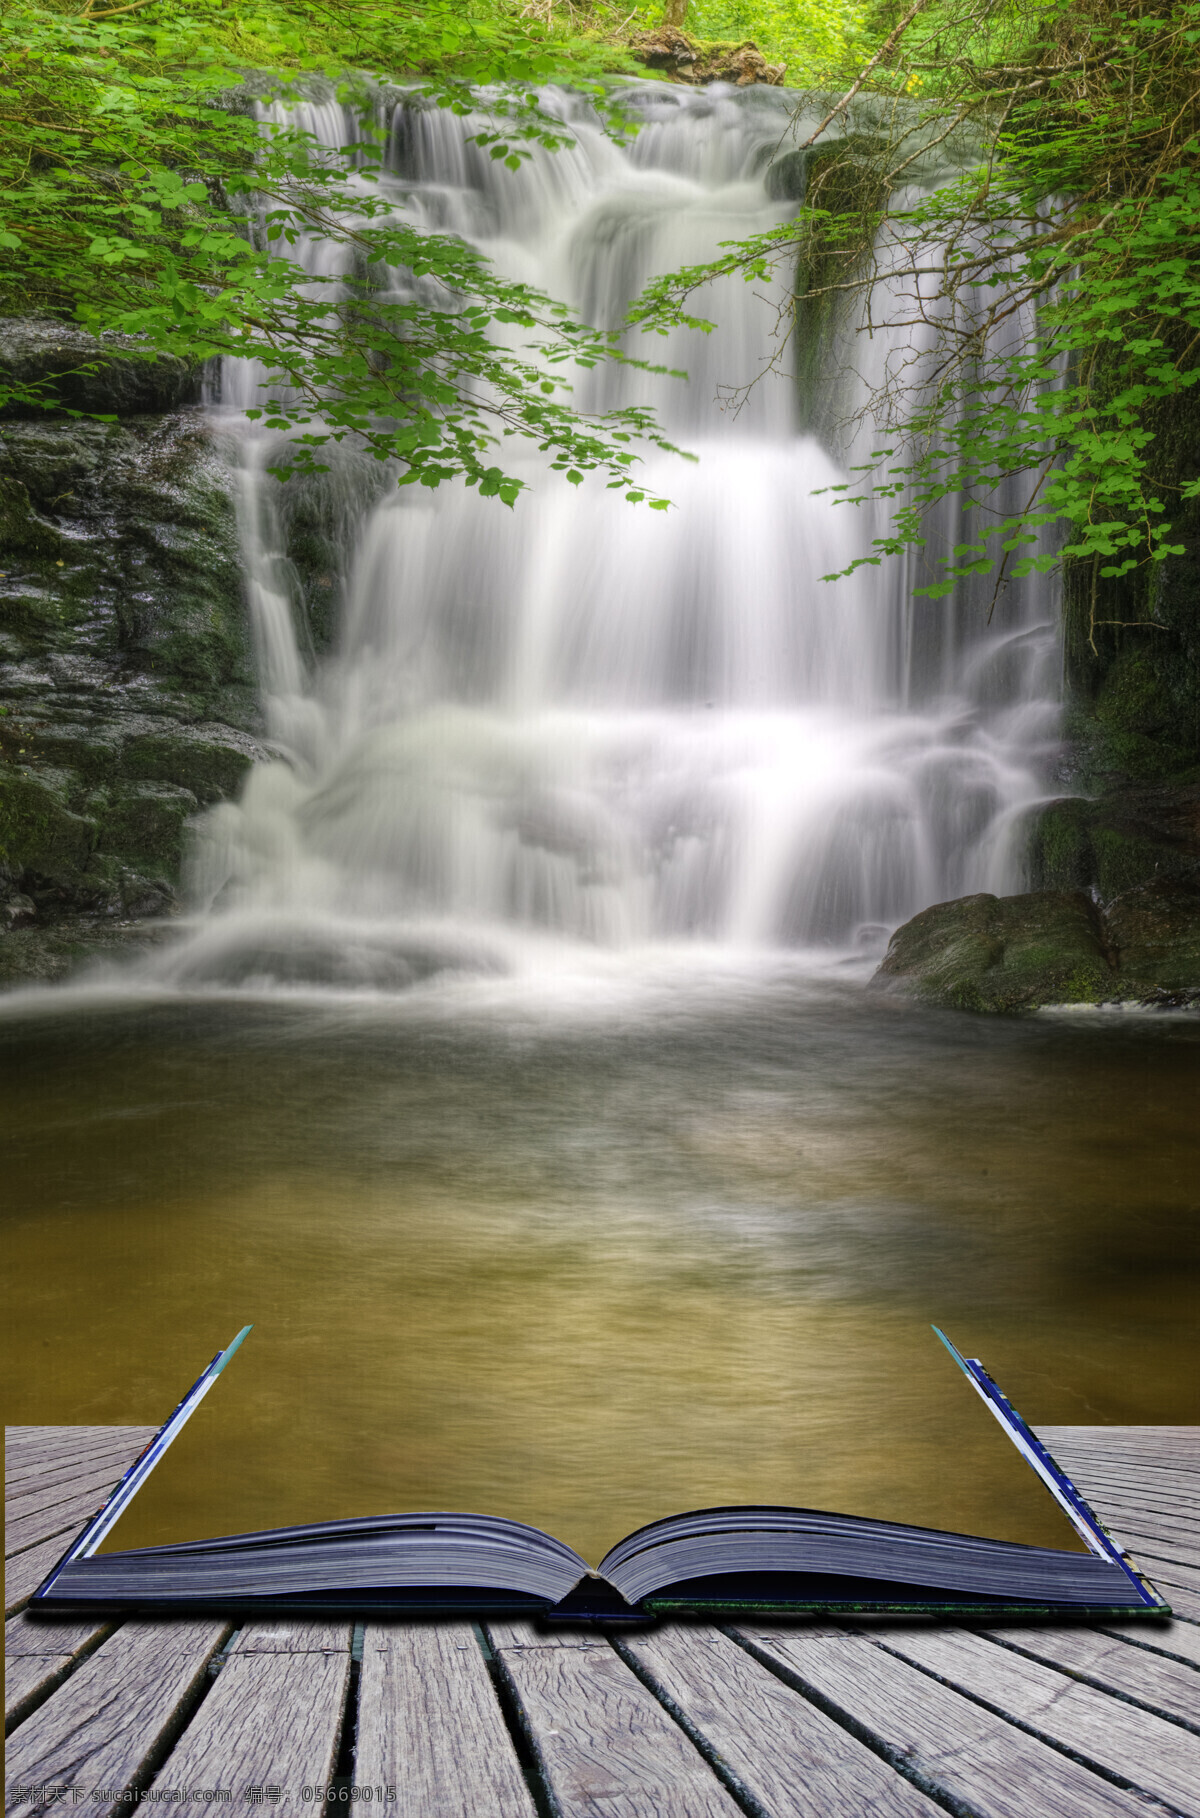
xmin=160 ymin=81 xmax=1062 ymax=993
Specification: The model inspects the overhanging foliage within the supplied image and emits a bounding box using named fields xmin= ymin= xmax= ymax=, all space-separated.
xmin=0 ymin=0 xmax=683 ymax=505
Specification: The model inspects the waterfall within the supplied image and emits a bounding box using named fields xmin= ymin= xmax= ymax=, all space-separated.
xmin=162 ymin=81 xmax=1061 ymax=993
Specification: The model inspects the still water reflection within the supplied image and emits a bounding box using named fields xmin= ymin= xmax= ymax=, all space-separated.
xmin=2 ymin=962 xmax=1197 ymax=1562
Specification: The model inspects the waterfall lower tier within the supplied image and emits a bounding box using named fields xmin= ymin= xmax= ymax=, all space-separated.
xmin=161 ymin=81 xmax=1061 ymax=996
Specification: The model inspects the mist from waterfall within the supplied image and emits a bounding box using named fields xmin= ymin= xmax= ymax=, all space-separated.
xmin=160 ymin=81 xmax=1061 ymax=996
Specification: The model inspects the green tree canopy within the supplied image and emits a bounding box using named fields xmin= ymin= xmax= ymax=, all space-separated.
xmin=0 ymin=0 xmax=684 ymax=503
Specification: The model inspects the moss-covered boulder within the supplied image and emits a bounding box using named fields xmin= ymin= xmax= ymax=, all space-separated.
xmin=1029 ymin=782 xmax=1200 ymax=900
xmin=1105 ymin=879 xmax=1200 ymax=991
xmin=873 ymin=882 xmax=1200 ymax=1011
xmin=1 ymin=400 xmax=265 ymax=951
xmin=0 ymin=317 xmax=201 ymax=419
xmin=871 ymin=890 xmax=1117 ymax=1011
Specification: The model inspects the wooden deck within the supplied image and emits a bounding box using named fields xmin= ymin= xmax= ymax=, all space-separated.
xmin=6 ymin=1425 xmax=1200 ymax=1817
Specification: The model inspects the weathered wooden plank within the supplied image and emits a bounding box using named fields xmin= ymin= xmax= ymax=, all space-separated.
xmin=489 ymin=1622 xmax=741 ymax=1818
xmin=1099 ymin=1619 xmax=1200 ymax=1672
xmin=1040 ymin=1426 xmax=1200 ymax=1454
xmin=4 ymin=1453 xmax=153 ymax=1525
xmin=486 ymin=1620 xmax=610 ymax=1652
xmin=1054 ymin=1469 xmax=1200 ymax=1514
xmin=620 ymin=1623 xmax=944 ymax=1817
xmin=1044 ymin=1459 xmax=1200 ymax=1499
xmin=736 ymin=1624 xmax=1170 ymax=1818
xmin=876 ymin=1625 xmax=1200 ymax=1812
xmin=4 ymin=1619 xmax=230 ymax=1816
xmin=1041 ymin=1429 xmax=1200 ymax=1462
xmin=355 ymin=1622 xmax=536 ymax=1818
xmin=6 ymin=1484 xmax=138 ymax=1558
xmin=5 ymin=1532 xmax=84 ymax=1618
xmin=983 ymin=1625 xmax=1200 ymax=1730
xmin=146 ymin=1626 xmax=352 ymax=1818
xmin=4 ymin=1424 xmax=153 ymax=1459
xmin=1090 ymin=1510 xmax=1200 ymax=1561
xmin=4 ymin=1430 xmax=155 ymax=1482
xmin=1071 ymin=1491 xmax=1200 ymax=1536
xmin=1128 ymin=1568 xmax=1200 ymax=1621
xmin=1048 ymin=1448 xmax=1200 ymax=1473
xmin=228 ymin=1621 xmax=351 ymax=1655
xmin=4 ymin=1613 xmax=117 ymax=1729
xmin=4 ymin=1425 xmax=147 ymax=1455
xmin=4 ymin=1443 xmax=152 ymax=1497
xmin=1123 ymin=1551 xmax=1200 ymax=1594
xmin=1041 ymin=1426 xmax=1200 ymax=1449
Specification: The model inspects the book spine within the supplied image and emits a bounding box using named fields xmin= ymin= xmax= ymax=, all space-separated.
xmin=32 ymin=1326 xmax=253 ymax=1600
xmin=931 ymin=1326 xmax=1163 ymax=1610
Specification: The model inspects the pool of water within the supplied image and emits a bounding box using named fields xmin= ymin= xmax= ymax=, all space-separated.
xmin=3 ymin=959 xmax=1197 ymax=1564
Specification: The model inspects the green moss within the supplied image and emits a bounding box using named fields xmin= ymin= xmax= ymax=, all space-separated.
xmin=0 ymin=764 xmax=95 ymax=878
xmin=120 ymin=728 xmax=253 ymax=804
xmin=1027 ymin=799 xmax=1093 ymax=892
xmin=97 ymin=781 xmax=198 ymax=870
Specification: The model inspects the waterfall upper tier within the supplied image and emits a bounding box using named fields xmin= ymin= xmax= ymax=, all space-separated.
xmin=163 ymin=81 xmax=1060 ymax=994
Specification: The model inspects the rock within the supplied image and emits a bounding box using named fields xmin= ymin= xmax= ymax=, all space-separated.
xmin=872 ymin=890 xmax=1116 ymax=1012
xmin=873 ymin=882 xmax=1200 ymax=1012
xmin=1 ymin=408 xmax=265 ymax=927
xmin=0 ymin=415 xmax=253 ymax=693
xmin=1029 ymin=782 xmax=1200 ymax=899
xmin=3 ymin=891 xmax=36 ymax=929
xmin=0 ymin=914 xmax=176 ymax=989
xmin=628 ymin=31 xmax=785 ymax=85
xmin=0 ymin=317 xmax=202 ymax=419
xmin=629 ymin=28 xmax=699 ymax=78
xmin=764 ymin=148 xmax=808 ymax=202
xmin=703 ymin=42 xmax=784 ymax=85
xmin=1105 ymin=879 xmax=1200 ymax=991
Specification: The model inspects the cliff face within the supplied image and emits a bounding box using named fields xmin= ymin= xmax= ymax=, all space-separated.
xmin=0 ymin=321 xmax=265 ymax=983
xmin=1028 ymin=394 xmax=1200 ymax=907
xmin=876 ymin=420 xmax=1200 ymax=1012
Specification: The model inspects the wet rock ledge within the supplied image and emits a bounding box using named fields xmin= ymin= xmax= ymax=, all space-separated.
xmin=872 ymin=881 xmax=1200 ymax=1013
xmin=0 ymin=317 xmax=265 ymax=986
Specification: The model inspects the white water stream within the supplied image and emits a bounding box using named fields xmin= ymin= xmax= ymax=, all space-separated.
xmin=165 ymin=82 xmax=1060 ymax=993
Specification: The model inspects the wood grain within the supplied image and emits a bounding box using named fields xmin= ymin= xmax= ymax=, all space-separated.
xmin=1090 ymin=1511 xmax=1200 ymax=1562
xmin=620 ymin=1622 xmax=943 ymax=1816
xmin=5 ymin=1532 xmax=86 ymax=1618
xmin=355 ymin=1622 xmax=536 ymax=1818
xmin=4 ymin=1445 xmax=153 ymax=1500
xmin=1054 ymin=1474 xmax=1200 ymax=1517
xmin=876 ymin=1624 xmax=1200 ymax=1811
xmin=5 ymin=1430 xmax=155 ymax=1484
xmin=735 ymin=1624 xmax=1166 ymax=1818
xmin=4 ymin=1455 xmax=155 ymax=1529
xmin=4 ymin=1619 xmax=230 ymax=1816
xmin=4 ymin=1613 xmax=117 ymax=1729
xmin=1125 ymin=1568 xmax=1200 ymax=1621
xmin=983 ymin=1624 xmax=1200 ymax=1729
xmin=1097 ymin=1619 xmax=1200 ymax=1671
xmin=148 ymin=1630 xmax=352 ymax=1818
xmin=6 ymin=1484 xmax=140 ymax=1557
xmin=489 ymin=1624 xmax=742 ymax=1818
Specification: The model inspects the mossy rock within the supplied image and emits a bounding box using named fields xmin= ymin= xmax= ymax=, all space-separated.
xmin=96 ymin=781 xmax=199 ymax=870
xmin=0 ymin=764 xmax=96 ymax=881
xmin=1 ymin=416 xmax=252 ymax=692
xmin=0 ymin=916 xmax=172 ymax=987
xmin=1027 ymin=777 xmax=1200 ymax=901
xmin=0 ymin=317 xmax=201 ymax=419
xmin=874 ymin=880 xmax=1200 ymax=1012
xmin=119 ymin=724 xmax=256 ymax=804
xmin=1105 ymin=879 xmax=1200 ymax=991
xmin=872 ymin=889 xmax=1118 ymax=1012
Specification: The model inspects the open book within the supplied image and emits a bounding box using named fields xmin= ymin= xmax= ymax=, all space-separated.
xmin=32 ymin=1329 xmax=1169 ymax=1620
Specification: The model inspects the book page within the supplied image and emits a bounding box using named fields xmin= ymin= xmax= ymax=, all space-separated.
xmin=99 ymin=1305 xmax=1087 ymax=1562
